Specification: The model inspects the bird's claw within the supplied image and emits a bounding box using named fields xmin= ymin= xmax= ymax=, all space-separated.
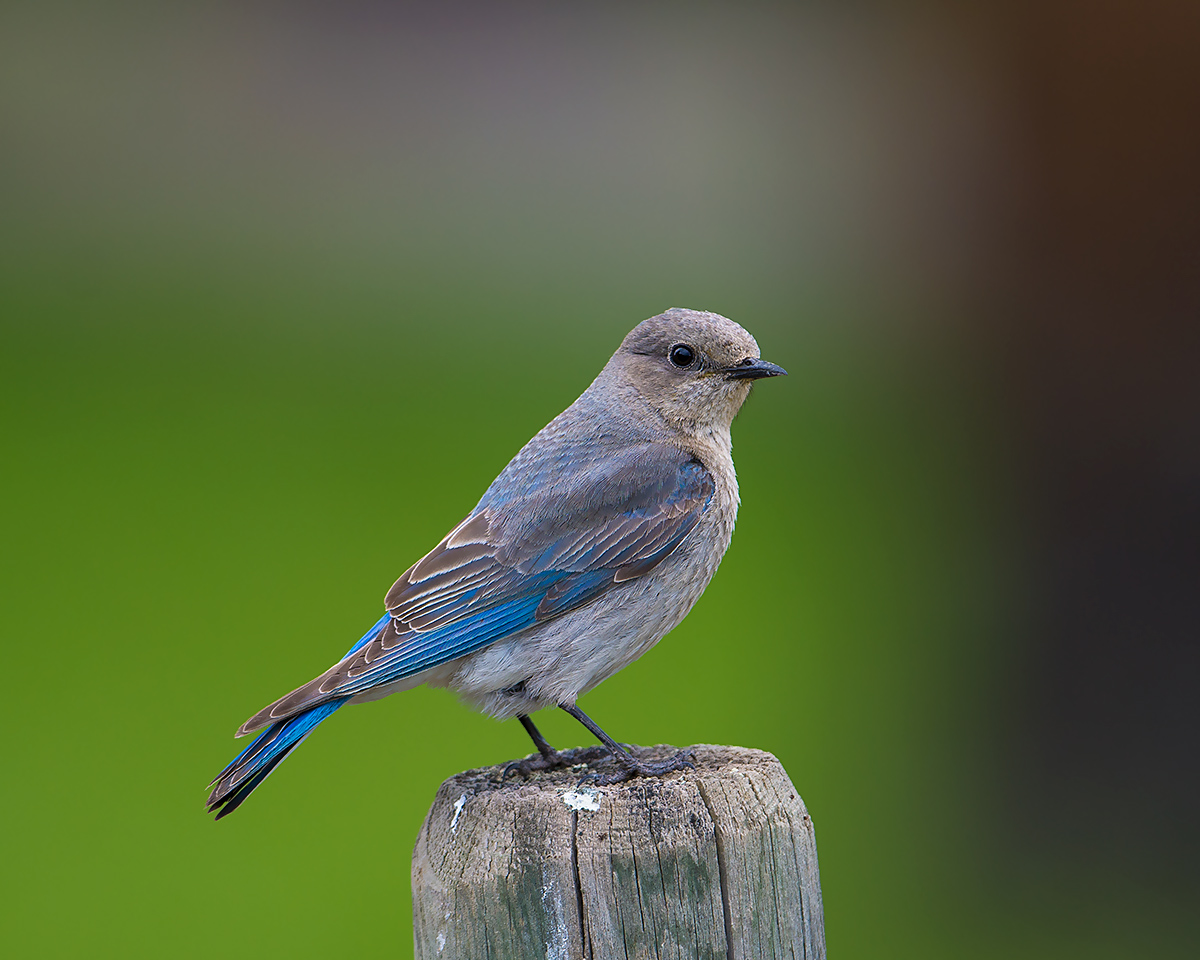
xmin=582 ymin=748 xmax=696 ymax=786
xmin=501 ymin=746 xmax=609 ymax=781
xmin=501 ymin=756 xmax=546 ymax=780
xmin=504 ymin=744 xmax=696 ymax=786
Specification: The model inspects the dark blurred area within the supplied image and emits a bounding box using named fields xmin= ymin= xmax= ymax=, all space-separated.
xmin=1 ymin=2 xmax=1197 ymax=957
xmin=996 ymin=0 xmax=1200 ymax=893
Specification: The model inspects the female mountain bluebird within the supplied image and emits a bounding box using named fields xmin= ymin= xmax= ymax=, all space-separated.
xmin=208 ymin=308 xmax=785 ymax=818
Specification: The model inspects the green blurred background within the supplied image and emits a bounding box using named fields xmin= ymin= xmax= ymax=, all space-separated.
xmin=2 ymin=3 xmax=1196 ymax=957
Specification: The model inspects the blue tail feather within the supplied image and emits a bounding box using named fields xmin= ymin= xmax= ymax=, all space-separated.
xmin=206 ymin=699 xmax=347 ymax=818
xmin=207 ymin=614 xmax=391 ymax=819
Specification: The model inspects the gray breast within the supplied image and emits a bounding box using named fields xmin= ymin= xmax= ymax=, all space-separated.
xmin=443 ymin=459 xmax=739 ymax=720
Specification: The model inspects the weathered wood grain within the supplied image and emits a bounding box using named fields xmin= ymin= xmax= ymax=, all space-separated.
xmin=412 ymin=744 xmax=824 ymax=959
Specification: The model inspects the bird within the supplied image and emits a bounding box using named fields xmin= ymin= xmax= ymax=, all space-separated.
xmin=207 ymin=307 xmax=786 ymax=818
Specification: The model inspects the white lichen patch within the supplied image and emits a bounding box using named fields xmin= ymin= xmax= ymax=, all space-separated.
xmin=542 ymin=877 xmax=569 ymax=960
xmin=449 ymin=793 xmax=468 ymax=834
xmin=562 ymin=786 xmax=602 ymax=812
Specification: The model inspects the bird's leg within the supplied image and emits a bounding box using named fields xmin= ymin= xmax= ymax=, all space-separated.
xmin=560 ymin=703 xmax=694 ymax=785
xmin=520 ymin=714 xmax=559 ymax=761
xmin=501 ymin=714 xmax=608 ymax=780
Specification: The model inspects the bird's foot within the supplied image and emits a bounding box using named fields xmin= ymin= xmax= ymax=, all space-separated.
xmin=501 ymin=745 xmax=610 ymax=781
xmin=580 ymin=747 xmax=696 ymax=786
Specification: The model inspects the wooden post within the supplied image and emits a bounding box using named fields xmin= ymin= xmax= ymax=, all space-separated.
xmin=412 ymin=744 xmax=825 ymax=959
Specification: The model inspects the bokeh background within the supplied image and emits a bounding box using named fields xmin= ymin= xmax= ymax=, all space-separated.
xmin=2 ymin=2 xmax=1197 ymax=957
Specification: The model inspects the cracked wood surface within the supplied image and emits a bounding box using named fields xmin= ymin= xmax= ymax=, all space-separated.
xmin=411 ymin=744 xmax=824 ymax=959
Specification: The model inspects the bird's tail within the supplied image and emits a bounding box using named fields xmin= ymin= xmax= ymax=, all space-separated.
xmin=207 ymin=613 xmax=393 ymax=819
xmin=206 ymin=698 xmax=348 ymax=819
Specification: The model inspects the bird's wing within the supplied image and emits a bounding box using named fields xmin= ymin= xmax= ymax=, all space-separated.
xmin=238 ymin=443 xmax=714 ymax=734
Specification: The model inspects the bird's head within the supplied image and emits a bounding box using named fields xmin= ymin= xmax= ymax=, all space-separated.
xmin=602 ymin=308 xmax=786 ymax=436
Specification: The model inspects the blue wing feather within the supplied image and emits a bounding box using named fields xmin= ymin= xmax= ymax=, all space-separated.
xmin=333 ymin=591 xmax=556 ymax=698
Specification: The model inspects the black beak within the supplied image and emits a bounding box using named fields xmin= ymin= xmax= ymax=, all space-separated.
xmin=724 ymin=357 xmax=788 ymax=381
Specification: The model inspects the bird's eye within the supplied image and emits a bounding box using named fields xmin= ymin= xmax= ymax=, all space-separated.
xmin=669 ymin=344 xmax=695 ymax=367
